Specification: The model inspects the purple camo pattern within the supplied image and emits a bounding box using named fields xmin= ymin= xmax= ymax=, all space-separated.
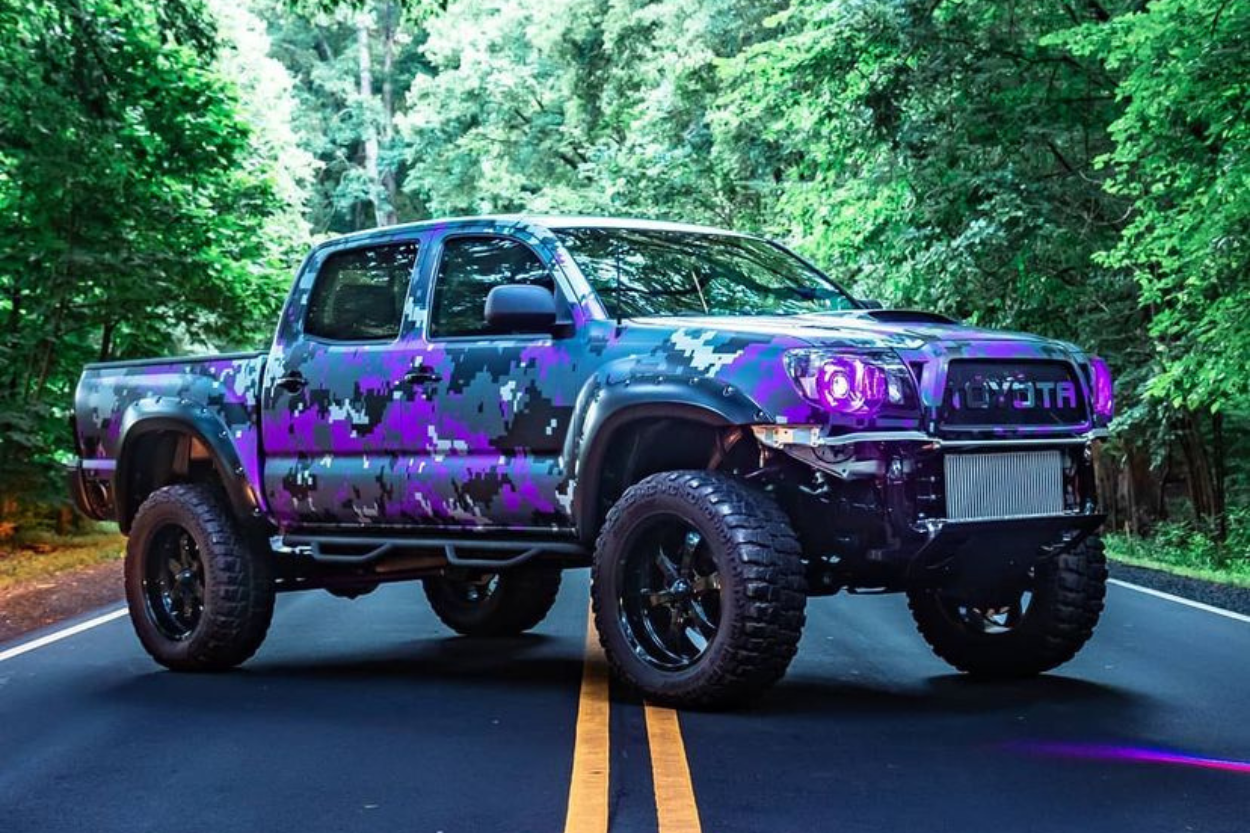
xmin=72 ymin=216 xmax=1109 ymax=535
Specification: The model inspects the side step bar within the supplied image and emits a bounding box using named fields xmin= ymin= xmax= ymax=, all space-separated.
xmin=282 ymin=534 xmax=589 ymax=569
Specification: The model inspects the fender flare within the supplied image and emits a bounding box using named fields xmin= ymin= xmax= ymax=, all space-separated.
xmin=114 ymin=398 xmax=259 ymax=532
xmin=566 ymin=374 xmax=767 ymax=541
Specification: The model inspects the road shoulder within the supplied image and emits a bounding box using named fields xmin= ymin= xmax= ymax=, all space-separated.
xmin=1110 ymin=561 xmax=1250 ymax=618
xmin=0 ymin=559 xmax=124 ymax=644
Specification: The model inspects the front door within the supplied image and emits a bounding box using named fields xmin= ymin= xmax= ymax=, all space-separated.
xmin=411 ymin=232 xmax=588 ymax=530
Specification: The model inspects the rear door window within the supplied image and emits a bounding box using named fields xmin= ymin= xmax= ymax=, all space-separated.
xmin=305 ymin=242 xmax=419 ymax=341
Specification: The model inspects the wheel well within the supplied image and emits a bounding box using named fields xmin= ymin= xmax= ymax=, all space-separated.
xmin=118 ymin=429 xmax=228 ymax=532
xmin=586 ymin=417 xmax=757 ymax=540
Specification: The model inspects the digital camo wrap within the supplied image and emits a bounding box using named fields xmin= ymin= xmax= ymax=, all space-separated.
xmin=72 ymin=216 xmax=1103 ymax=535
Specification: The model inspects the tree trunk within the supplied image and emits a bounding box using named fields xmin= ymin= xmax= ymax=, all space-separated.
xmin=1178 ymin=411 xmax=1219 ymax=528
xmin=98 ymin=320 xmax=115 ymax=363
xmin=1095 ymin=441 xmax=1163 ymax=537
xmin=1212 ymin=411 xmax=1227 ymax=542
xmin=378 ymin=0 xmax=399 ymax=225
xmin=1093 ymin=443 xmax=1121 ymax=530
xmin=357 ymin=10 xmax=384 ymax=228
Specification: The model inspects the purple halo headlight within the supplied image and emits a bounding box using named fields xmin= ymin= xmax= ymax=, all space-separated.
xmin=1090 ymin=356 xmax=1114 ymax=419
xmin=784 ymin=350 xmax=912 ymax=417
xmin=815 ymin=357 xmax=888 ymax=415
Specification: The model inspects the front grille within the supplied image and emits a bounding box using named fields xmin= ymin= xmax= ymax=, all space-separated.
xmin=940 ymin=360 xmax=1087 ymax=428
xmin=944 ymin=450 xmax=1064 ymax=520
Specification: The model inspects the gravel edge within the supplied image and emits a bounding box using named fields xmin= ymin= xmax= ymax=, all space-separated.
xmin=1109 ymin=560 xmax=1250 ymax=618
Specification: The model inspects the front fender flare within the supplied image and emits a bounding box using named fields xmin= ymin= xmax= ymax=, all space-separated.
xmin=565 ymin=373 xmax=768 ymax=541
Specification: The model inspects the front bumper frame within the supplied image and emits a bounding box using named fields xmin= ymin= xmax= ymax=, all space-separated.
xmin=752 ymin=424 xmax=1108 ymax=600
xmin=752 ymin=425 xmax=1110 ymax=452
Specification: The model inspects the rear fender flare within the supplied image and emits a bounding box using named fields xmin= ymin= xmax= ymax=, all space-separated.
xmin=114 ymin=399 xmax=259 ymax=532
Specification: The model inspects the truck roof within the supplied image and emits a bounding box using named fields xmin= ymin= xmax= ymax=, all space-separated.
xmin=311 ymin=214 xmax=753 ymax=253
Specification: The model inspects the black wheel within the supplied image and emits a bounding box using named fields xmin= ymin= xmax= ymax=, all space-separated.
xmin=592 ymin=470 xmax=806 ymax=708
xmin=125 ymin=484 xmax=275 ymax=671
xmin=907 ymin=534 xmax=1107 ymax=678
xmin=423 ymin=565 xmax=562 ymax=637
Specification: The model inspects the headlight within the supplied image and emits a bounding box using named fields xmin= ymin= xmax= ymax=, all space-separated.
xmin=784 ymin=350 xmax=913 ymax=416
xmin=1090 ymin=356 xmax=1114 ymax=419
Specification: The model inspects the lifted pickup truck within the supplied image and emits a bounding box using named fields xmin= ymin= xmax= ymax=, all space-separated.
xmin=68 ymin=216 xmax=1113 ymax=706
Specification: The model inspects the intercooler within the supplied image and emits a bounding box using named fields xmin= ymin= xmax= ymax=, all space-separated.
xmin=943 ymin=450 xmax=1065 ymax=521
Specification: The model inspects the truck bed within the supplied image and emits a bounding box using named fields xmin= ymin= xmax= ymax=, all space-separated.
xmin=71 ymin=351 xmax=268 ymax=520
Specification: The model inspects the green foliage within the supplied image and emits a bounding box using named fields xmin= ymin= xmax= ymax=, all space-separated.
xmin=0 ymin=0 xmax=1246 ymax=552
xmin=1055 ymin=0 xmax=1250 ymax=415
xmin=0 ymin=0 xmax=306 ymax=506
xmin=398 ymin=0 xmax=597 ymax=214
xmin=715 ymin=2 xmax=1139 ymax=341
xmin=397 ymin=0 xmax=785 ymax=219
xmin=263 ymin=0 xmax=427 ymax=231
xmin=0 ymin=530 xmax=124 ymax=591
xmin=1109 ymin=507 xmax=1250 ymax=586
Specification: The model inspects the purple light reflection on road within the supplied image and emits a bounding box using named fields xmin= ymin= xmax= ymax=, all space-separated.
xmin=1010 ymin=741 xmax=1250 ymax=775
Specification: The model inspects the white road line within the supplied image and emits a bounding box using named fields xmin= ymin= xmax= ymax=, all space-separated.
xmin=1109 ymin=579 xmax=1250 ymax=624
xmin=0 ymin=607 xmax=129 ymax=663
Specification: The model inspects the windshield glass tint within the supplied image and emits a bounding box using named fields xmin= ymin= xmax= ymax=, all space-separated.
xmin=554 ymin=228 xmax=856 ymax=318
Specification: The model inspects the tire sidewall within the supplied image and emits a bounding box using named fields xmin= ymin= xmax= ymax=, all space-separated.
xmin=423 ymin=566 xmax=562 ymax=637
xmin=125 ymin=487 xmax=259 ymax=669
xmin=594 ymin=478 xmax=746 ymax=698
xmin=925 ymin=559 xmax=1060 ymax=648
xmin=908 ymin=536 xmax=1107 ymax=676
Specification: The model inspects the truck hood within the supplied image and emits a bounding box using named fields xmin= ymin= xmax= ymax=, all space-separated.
xmin=630 ymin=310 xmax=1075 ymax=353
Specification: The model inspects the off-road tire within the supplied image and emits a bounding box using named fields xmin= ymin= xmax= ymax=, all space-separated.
xmin=125 ymin=484 xmax=275 ymax=671
xmin=591 ymin=470 xmax=807 ymax=708
xmin=907 ymin=534 xmax=1107 ymax=678
xmin=424 ymin=566 xmax=562 ymax=637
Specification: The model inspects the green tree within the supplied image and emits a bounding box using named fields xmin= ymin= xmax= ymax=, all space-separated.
xmin=1057 ymin=0 xmax=1250 ymax=533
xmin=395 ymin=0 xmax=784 ymax=220
xmin=264 ymin=0 xmax=427 ymax=231
xmin=0 ymin=0 xmax=303 ymax=520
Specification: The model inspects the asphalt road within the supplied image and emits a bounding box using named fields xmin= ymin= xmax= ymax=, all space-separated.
xmin=1 ymin=572 xmax=1247 ymax=833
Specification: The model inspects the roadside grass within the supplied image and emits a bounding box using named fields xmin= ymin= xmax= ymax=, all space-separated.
xmin=1106 ymin=518 xmax=1250 ymax=590
xmin=0 ymin=527 xmax=126 ymax=592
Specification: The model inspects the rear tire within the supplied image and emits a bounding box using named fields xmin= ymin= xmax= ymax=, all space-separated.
xmin=591 ymin=470 xmax=806 ymax=708
xmin=423 ymin=566 xmax=562 ymax=637
xmin=125 ymin=484 xmax=275 ymax=671
xmin=907 ymin=534 xmax=1107 ymax=678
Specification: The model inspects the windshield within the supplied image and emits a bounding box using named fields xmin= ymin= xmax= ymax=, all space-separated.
xmin=553 ymin=227 xmax=858 ymax=318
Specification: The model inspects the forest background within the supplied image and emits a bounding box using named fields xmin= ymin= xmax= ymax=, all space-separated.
xmin=1 ymin=0 xmax=1246 ymax=579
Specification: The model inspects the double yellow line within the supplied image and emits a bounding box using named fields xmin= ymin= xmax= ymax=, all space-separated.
xmin=564 ymin=606 xmax=703 ymax=833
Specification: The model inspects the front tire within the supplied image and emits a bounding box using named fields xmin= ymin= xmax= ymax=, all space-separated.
xmin=592 ymin=471 xmax=807 ymax=708
xmin=125 ymin=484 xmax=275 ymax=671
xmin=423 ymin=566 xmax=562 ymax=637
xmin=907 ymin=534 xmax=1107 ymax=678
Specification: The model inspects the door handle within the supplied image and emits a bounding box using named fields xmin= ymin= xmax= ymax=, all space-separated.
xmin=403 ymin=366 xmax=443 ymax=385
xmin=274 ymin=372 xmax=307 ymax=393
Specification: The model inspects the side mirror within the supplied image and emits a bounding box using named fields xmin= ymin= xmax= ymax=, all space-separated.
xmin=857 ymin=298 xmax=884 ymax=310
xmin=484 ymin=284 xmax=558 ymax=333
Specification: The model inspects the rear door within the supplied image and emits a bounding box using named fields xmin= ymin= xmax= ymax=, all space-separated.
xmin=260 ymin=237 xmax=427 ymax=528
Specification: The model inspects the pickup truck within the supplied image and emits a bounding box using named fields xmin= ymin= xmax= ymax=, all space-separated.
xmin=67 ymin=215 xmax=1113 ymax=706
